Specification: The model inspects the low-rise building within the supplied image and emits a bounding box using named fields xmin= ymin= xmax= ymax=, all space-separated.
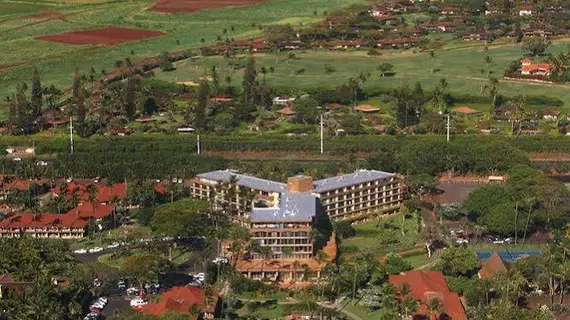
xmin=520 ymin=59 xmax=552 ymax=76
xmin=389 ymin=270 xmax=468 ymax=320
xmin=139 ymin=285 xmax=218 ymax=319
xmin=0 ymin=202 xmax=115 ymax=239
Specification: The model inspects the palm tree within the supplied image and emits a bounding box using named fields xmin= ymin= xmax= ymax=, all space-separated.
xmin=559 ymin=261 xmax=570 ymax=304
xmin=400 ymin=296 xmax=419 ymax=320
xmin=521 ymin=195 xmax=536 ymax=243
xmin=426 ymin=297 xmax=443 ymax=320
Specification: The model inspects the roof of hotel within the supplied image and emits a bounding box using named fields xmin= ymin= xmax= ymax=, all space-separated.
xmin=313 ymin=170 xmax=393 ymax=193
xmin=197 ymin=170 xmax=287 ymax=193
xmin=251 ymin=192 xmax=316 ymax=222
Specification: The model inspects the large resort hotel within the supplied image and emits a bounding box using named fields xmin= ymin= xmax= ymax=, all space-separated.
xmin=191 ymin=169 xmax=403 ymax=281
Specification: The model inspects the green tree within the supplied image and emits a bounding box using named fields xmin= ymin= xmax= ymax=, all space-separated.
xmin=437 ymin=246 xmax=480 ymax=277
xmin=195 ymin=80 xmax=210 ymax=130
xmin=463 ymin=184 xmax=511 ymax=221
xmin=240 ymin=56 xmax=257 ymax=120
xmin=293 ymin=96 xmax=320 ymax=124
xmin=159 ymin=52 xmax=174 ymax=71
xmin=125 ymin=69 xmax=140 ymax=120
xmin=377 ymin=63 xmax=394 ymax=77
xmin=522 ymin=37 xmax=551 ymax=56
xmin=31 ymin=68 xmax=42 ymax=115
xmin=120 ymin=253 xmax=172 ymax=294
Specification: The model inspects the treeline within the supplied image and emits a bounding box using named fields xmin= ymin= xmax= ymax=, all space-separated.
xmin=1 ymin=134 xmax=569 ymax=181
xmin=2 ymin=134 xmax=568 ymax=154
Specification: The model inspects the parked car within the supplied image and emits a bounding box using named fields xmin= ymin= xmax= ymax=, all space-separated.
xmin=84 ymin=312 xmax=100 ymax=320
xmin=144 ymin=283 xmax=160 ymax=294
xmin=130 ymin=297 xmax=148 ymax=308
xmin=188 ymin=279 xmax=203 ymax=287
xmin=455 ymin=239 xmax=469 ymax=244
xmin=212 ymin=257 xmax=229 ymax=265
xmin=93 ymin=278 xmax=102 ymax=288
xmin=74 ymin=249 xmax=87 ymax=254
xmin=106 ymin=243 xmax=120 ymax=249
xmin=196 ymin=273 xmax=205 ymax=282
xmin=90 ymin=302 xmax=104 ymax=309
xmin=118 ymin=280 xmax=126 ymax=290
xmin=88 ymin=247 xmax=103 ymax=253
xmin=126 ymin=287 xmax=139 ymax=295
xmin=96 ymin=297 xmax=108 ymax=305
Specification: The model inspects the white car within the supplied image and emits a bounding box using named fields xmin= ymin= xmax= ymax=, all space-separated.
xmin=212 ymin=257 xmax=229 ymax=264
xmin=455 ymin=239 xmax=469 ymax=244
xmin=96 ymin=297 xmax=108 ymax=305
xmin=90 ymin=302 xmax=105 ymax=309
xmin=74 ymin=249 xmax=87 ymax=254
xmin=126 ymin=287 xmax=139 ymax=295
xmin=106 ymin=243 xmax=120 ymax=249
xmin=196 ymin=273 xmax=205 ymax=282
xmin=91 ymin=247 xmax=103 ymax=253
xmin=130 ymin=298 xmax=148 ymax=308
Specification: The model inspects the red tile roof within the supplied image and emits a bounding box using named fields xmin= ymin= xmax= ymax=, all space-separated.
xmin=0 ymin=202 xmax=114 ymax=229
xmin=139 ymin=286 xmax=206 ymax=318
xmin=389 ymin=270 xmax=467 ymax=320
xmin=521 ymin=63 xmax=552 ymax=72
xmin=52 ymin=181 xmax=126 ymax=203
xmin=1 ymin=179 xmax=48 ymax=191
xmin=278 ymin=106 xmax=296 ymax=116
xmin=478 ymin=252 xmax=507 ymax=279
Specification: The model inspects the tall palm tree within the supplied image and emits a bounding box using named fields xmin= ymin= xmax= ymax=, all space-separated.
xmin=426 ymin=297 xmax=443 ymax=320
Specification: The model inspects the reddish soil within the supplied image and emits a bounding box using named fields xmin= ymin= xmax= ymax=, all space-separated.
xmin=24 ymin=11 xmax=66 ymax=20
xmin=0 ymin=63 xmax=25 ymax=72
xmin=35 ymin=26 xmax=165 ymax=46
xmin=530 ymin=152 xmax=570 ymax=161
xmin=151 ymin=0 xmax=266 ymax=13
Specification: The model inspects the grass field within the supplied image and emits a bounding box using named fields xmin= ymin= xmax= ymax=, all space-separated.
xmin=155 ymin=39 xmax=570 ymax=110
xmin=0 ymin=0 xmax=367 ymax=119
xmin=341 ymin=213 xmax=421 ymax=258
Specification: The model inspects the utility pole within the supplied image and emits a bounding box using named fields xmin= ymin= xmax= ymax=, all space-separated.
xmin=320 ymin=114 xmax=324 ymax=154
xmin=446 ymin=114 xmax=450 ymax=143
xmin=69 ymin=117 xmax=74 ymax=154
xmin=197 ymin=134 xmax=201 ymax=155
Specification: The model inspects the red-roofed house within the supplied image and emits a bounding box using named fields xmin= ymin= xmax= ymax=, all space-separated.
xmin=0 ymin=273 xmax=29 ymax=298
xmin=478 ymin=252 xmax=508 ymax=279
xmin=278 ymin=106 xmax=296 ymax=117
xmin=389 ymin=270 xmax=467 ymax=320
xmin=520 ymin=59 xmax=552 ymax=76
xmin=139 ymin=285 xmax=217 ymax=319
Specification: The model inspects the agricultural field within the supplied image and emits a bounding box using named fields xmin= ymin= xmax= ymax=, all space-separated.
xmin=155 ymin=39 xmax=570 ymax=110
xmin=0 ymin=0 xmax=367 ymax=118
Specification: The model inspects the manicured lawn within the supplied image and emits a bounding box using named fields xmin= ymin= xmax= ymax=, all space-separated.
xmin=342 ymin=301 xmax=384 ymax=319
xmin=403 ymin=252 xmax=438 ymax=269
xmin=340 ymin=213 xmax=421 ymax=256
xmin=236 ymin=291 xmax=290 ymax=302
xmin=236 ymin=303 xmax=288 ymax=319
xmin=155 ymin=39 xmax=570 ymax=109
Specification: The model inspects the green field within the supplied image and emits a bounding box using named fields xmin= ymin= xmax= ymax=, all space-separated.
xmin=0 ymin=0 xmax=368 ymax=119
xmin=155 ymin=39 xmax=570 ymax=110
